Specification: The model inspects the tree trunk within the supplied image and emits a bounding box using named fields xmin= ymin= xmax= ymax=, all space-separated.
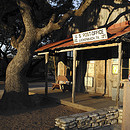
xmin=1 ymin=31 xmax=38 ymax=110
xmin=0 ymin=1 xmax=38 ymax=110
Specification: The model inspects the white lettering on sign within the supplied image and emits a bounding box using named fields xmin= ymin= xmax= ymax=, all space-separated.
xmin=72 ymin=28 xmax=108 ymax=44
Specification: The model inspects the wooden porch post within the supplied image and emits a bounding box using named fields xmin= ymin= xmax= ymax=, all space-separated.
xmin=45 ymin=53 xmax=49 ymax=96
xmin=53 ymin=55 xmax=57 ymax=82
xmin=72 ymin=49 xmax=77 ymax=103
xmin=116 ymin=42 xmax=122 ymax=107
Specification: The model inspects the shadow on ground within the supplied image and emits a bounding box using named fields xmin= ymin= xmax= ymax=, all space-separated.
xmin=0 ymin=94 xmax=60 ymax=116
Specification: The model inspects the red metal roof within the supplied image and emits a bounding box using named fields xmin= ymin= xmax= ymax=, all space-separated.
xmin=35 ymin=21 xmax=130 ymax=52
xmin=35 ymin=38 xmax=72 ymax=52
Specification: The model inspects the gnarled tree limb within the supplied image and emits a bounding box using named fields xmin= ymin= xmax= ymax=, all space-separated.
xmin=11 ymin=29 xmax=25 ymax=49
xmin=36 ymin=0 xmax=93 ymax=41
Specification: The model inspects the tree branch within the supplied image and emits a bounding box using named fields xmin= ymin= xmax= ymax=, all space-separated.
xmin=17 ymin=1 xmax=35 ymax=33
xmin=56 ymin=10 xmax=74 ymax=27
xmin=74 ymin=0 xmax=93 ymax=16
xmin=36 ymin=0 xmax=93 ymax=41
xmin=11 ymin=29 xmax=25 ymax=49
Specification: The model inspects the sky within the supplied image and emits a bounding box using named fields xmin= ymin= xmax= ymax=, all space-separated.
xmin=47 ymin=0 xmax=81 ymax=9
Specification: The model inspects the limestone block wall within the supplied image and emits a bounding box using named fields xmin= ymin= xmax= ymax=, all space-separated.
xmin=55 ymin=107 xmax=122 ymax=130
xmin=118 ymin=108 xmax=123 ymax=124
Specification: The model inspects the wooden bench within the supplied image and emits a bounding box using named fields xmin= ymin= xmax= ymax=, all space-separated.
xmin=52 ymin=75 xmax=72 ymax=92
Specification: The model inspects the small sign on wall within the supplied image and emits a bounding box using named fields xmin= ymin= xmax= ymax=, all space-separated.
xmin=112 ymin=64 xmax=118 ymax=74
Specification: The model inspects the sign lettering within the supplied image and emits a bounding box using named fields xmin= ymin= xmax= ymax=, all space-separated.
xmin=72 ymin=28 xmax=108 ymax=44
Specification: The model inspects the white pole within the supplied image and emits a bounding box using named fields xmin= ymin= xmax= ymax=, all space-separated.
xmin=72 ymin=49 xmax=77 ymax=103
xmin=116 ymin=42 xmax=122 ymax=107
xmin=45 ymin=53 xmax=49 ymax=96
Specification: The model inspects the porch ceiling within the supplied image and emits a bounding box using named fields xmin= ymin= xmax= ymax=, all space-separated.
xmin=35 ymin=21 xmax=130 ymax=54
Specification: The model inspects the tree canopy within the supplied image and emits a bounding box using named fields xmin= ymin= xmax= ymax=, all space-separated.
xmin=0 ymin=0 xmax=81 ymax=73
xmin=0 ymin=0 xmax=83 ymax=59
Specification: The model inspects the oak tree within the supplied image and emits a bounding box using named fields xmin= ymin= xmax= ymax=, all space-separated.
xmin=0 ymin=0 xmax=93 ymax=109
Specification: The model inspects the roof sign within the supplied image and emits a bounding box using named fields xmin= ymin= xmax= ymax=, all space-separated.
xmin=72 ymin=28 xmax=108 ymax=44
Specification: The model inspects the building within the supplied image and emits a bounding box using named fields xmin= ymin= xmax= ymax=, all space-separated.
xmin=35 ymin=0 xmax=130 ymax=103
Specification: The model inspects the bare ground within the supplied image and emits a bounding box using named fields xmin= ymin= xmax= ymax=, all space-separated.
xmin=0 ymin=95 xmax=84 ymax=130
xmin=0 ymin=77 xmax=83 ymax=130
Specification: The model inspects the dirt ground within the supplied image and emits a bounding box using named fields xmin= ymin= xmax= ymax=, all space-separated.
xmin=0 ymin=78 xmax=83 ymax=129
xmin=0 ymin=95 xmax=84 ymax=130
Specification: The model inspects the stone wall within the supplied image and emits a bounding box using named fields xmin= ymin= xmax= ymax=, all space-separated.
xmin=55 ymin=107 xmax=123 ymax=130
xmin=118 ymin=108 xmax=123 ymax=124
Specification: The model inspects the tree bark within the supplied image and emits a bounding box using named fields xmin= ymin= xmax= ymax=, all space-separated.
xmin=1 ymin=1 xmax=38 ymax=109
xmin=0 ymin=0 xmax=93 ymax=110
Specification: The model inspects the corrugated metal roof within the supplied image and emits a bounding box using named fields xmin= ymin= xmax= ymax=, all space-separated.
xmin=35 ymin=38 xmax=72 ymax=52
xmin=35 ymin=21 xmax=130 ymax=53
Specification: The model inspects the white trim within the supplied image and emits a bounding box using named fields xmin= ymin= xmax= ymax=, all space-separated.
xmin=37 ymin=43 xmax=119 ymax=55
xmin=37 ymin=52 xmax=49 ymax=55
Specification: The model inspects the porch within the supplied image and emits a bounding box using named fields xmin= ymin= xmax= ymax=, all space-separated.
xmin=30 ymin=87 xmax=122 ymax=111
xmin=0 ymin=81 xmax=121 ymax=111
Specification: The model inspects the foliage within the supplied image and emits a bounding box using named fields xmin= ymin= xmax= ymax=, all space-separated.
xmin=0 ymin=0 xmax=82 ymax=55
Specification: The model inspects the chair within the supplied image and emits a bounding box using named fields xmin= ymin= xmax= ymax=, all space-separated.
xmin=52 ymin=75 xmax=72 ymax=92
